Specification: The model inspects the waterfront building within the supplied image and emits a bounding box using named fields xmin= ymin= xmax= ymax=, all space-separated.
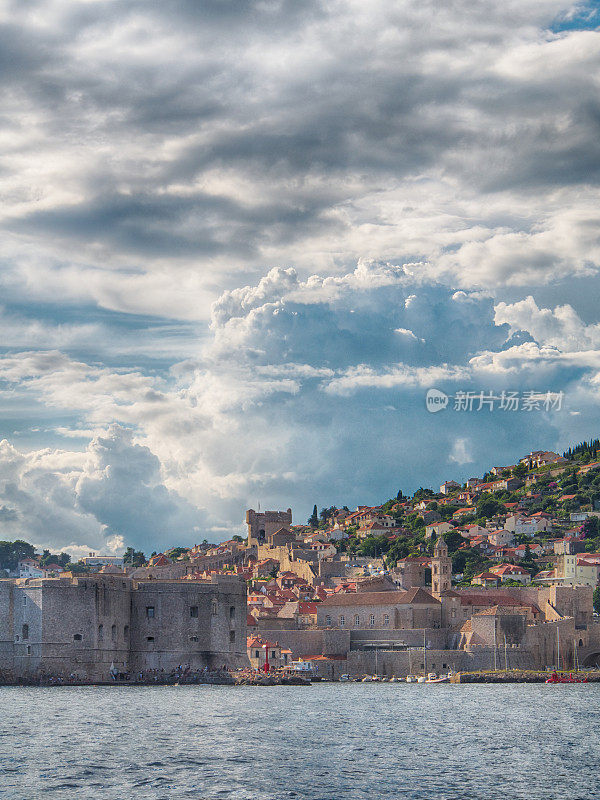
xmin=0 ymin=572 xmax=248 ymax=681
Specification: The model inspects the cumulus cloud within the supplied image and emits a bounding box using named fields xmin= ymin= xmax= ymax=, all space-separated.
xmin=1 ymin=1 xmax=600 ymax=551
xmin=0 ymin=262 xmax=584 ymax=552
xmin=0 ymin=426 xmax=207 ymax=555
xmin=494 ymin=296 xmax=600 ymax=351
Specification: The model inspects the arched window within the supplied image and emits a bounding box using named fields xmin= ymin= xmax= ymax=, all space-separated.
xmin=579 ymin=639 xmax=584 ymax=647
xmin=230 ymin=606 xmax=236 ymax=620
xmin=124 ymin=625 xmax=129 ymax=638
xmin=111 ymin=624 xmax=116 ymax=642
xmin=98 ymin=624 xmax=104 ymax=640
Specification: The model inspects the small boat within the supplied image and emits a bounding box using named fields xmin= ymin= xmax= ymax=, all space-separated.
xmin=417 ymin=676 xmax=426 ymax=683
xmin=545 ymin=672 xmax=588 ymax=684
xmin=426 ymin=673 xmax=450 ymax=684
xmin=405 ymin=675 xmax=418 ymax=683
xmin=339 ymin=674 xmax=351 ymax=682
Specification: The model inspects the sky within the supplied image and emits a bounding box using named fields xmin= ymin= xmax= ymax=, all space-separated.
xmin=1 ymin=0 xmax=600 ymax=557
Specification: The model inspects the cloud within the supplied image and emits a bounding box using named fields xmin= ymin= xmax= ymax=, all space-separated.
xmin=494 ymin=295 xmax=600 ymax=351
xmin=449 ymin=438 xmax=475 ymax=465
xmin=322 ymin=363 xmax=468 ymax=396
xmin=0 ymin=0 xmax=599 ymax=324
xmin=0 ymin=426 xmax=207 ymax=555
xmin=0 ymin=263 xmax=585 ymax=552
xmin=1 ymin=1 xmax=600 ymax=551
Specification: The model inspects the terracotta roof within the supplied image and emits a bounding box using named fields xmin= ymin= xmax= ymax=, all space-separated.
xmin=148 ymin=554 xmax=171 ymax=566
xmin=443 ymin=590 xmax=539 ymax=613
xmin=247 ymin=636 xmax=280 ymax=649
xmin=320 ymin=587 xmax=439 ymax=607
xmin=475 ymin=605 xmax=528 ymax=616
xmin=490 ymin=564 xmax=530 ymax=576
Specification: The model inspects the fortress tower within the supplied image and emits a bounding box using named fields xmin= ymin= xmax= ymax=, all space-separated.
xmin=246 ymin=508 xmax=292 ymax=548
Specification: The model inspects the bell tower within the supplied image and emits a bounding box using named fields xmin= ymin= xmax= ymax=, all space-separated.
xmin=431 ymin=536 xmax=451 ymax=597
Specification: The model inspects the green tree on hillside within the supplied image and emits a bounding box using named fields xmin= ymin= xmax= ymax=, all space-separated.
xmin=123 ymin=547 xmax=146 ymax=567
xmin=476 ymin=494 xmax=505 ymax=519
xmin=0 ymin=540 xmax=36 ymax=571
xmin=594 ymin=587 xmax=600 ymax=615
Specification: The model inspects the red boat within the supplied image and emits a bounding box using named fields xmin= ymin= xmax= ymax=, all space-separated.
xmin=545 ymin=672 xmax=588 ymax=684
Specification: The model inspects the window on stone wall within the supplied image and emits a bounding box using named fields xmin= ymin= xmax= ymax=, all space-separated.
xmin=190 ymin=636 xmax=199 ymax=642
xmin=369 ymin=614 xmax=375 ymax=626
xmin=230 ymin=606 xmax=235 ymax=620
xmin=146 ymin=606 xmax=155 ymax=619
xmin=98 ymin=624 xmax=104 ymax=640
xmin=230 ymin=630 xmax=235 ymax=643
xmin=354 ymin=614 xmax=360 ymax=626
xmin=73 ymin=634 xmax=82 ymax=641
xmin=22 ymin=624 xmax=29 ymax=640
xmin=339 ymin=615 xmax=345 ymax=627
xmin=190 ymin=606 xmax=198 ymax=618
xmin=383 ymin=614 xmax=389 ymax=626
xmin=111 ymin=625 xmax=116 ymax=642
xmin=26 ymin=645 xmax=31 ymax=655
xmin=124 ymin=625 xmax=129 ymax=637
xmin=22 ymin=595 xmax=27 ymax=606
xmin=147 ymin=636 xmax=154 ymax=642
xmin=211 ymin=600 xmax=218 ymax=615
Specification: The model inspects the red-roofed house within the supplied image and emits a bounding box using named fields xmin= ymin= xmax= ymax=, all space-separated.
xmin=148 ymin=553 xmax=172 ymax=567
xmin=489 ymin=564 xmax=532 ymax=585
xmin=453 ymin=507 xmax=476 ymax=521
xmin=247 ymin=636 xmax=289 ymax=670
xmin=471 ymin=571 xmax=500 ymax=588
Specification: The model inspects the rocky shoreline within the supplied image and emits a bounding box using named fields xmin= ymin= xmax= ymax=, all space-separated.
xmin=0 ymin=669 xmax=311 ymax=687
xmin=451 ymin=670 xmax=600 ymax=683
